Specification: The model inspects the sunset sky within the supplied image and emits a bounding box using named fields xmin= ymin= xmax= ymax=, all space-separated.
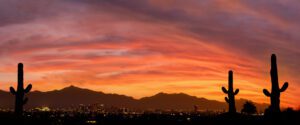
xmin=0 ymin=0 xmax=299 ymax=108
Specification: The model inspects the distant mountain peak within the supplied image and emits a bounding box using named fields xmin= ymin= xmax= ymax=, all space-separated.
xmin=61 ymin=85 xmax=83 ymax=90
xmin=66 ymin=85 xmax=77 ymax=88
xmin=152 ymin=92 xmax=196 ymax=98
xmin=155 ymin=92 xmax=167 ymax=96
xmin=57 ymin=85 xmax=97 ymax=94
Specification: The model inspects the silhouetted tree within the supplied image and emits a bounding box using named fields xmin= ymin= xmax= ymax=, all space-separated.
xmin=221 ymin=70 xmax=239 ymax=114
xmin=284 ymin=107 xmax=295 ymax=114
xmin=9 ymin=63 xmax=32 ymax=116
xmin=263 ymin=54 xmax=288 ymax=114
xmin=241 ymin=101 xmax=257 ymax=115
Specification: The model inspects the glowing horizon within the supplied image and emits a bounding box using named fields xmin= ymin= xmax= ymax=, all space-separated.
xmin=0 ymin=0 xmax=299 ymax=108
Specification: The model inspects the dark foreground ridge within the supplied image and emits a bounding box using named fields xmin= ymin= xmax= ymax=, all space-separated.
xmin=0 ymin=110 xmax=299 ymax=125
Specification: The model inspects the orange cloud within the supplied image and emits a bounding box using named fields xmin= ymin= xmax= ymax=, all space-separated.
xmin=0 ymin=0 xmax=299 ymax=108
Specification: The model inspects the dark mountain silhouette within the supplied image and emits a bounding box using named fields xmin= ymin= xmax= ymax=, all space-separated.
xmin=0 ymin=85 xmax=268 ymax=112
xmin=27 ymin=85 xmax=139 ymax=109
xmin=139 ymin=92 xmax=225 ymax=111
xmin=0 ymin=90 xmax=12 ymax=108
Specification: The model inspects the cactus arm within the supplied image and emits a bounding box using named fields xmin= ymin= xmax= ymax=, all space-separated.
xmin=225 ymin=97 xmax=229 ymax=103
xmin=263 ymin=89 xmax=271 ymax=97
xmin=10 ymin=87 xmax=16 ymax=95
xmin=234 ymin=89 xmax=239 ymax=95
xmin=222 ymin=87 xmax=228 ymax=94
xmin=24 ymin=84 xmax=32 ymax=93
xmin=23 ymin=97 xmax=28 ymax=105
xmin=280 ymin=82 xmax=289 ymax=92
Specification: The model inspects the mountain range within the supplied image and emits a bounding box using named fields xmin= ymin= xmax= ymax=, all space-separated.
xmin=0 ymin=85 xmax=268 ymax=112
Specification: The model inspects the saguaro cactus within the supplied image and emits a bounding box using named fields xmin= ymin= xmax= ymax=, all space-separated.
xmin=263 ymin=54 xmax=288 ymax=114
xmin=222 ymin=70 xmax=239 ymax=114
xmin=10 ymin=63 xmax=32 ymax=115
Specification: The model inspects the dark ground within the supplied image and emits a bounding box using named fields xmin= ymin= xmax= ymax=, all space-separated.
xmin=0 ymin=110 xmax=299 ymax=125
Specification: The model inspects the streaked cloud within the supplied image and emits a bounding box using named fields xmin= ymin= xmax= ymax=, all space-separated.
xmin=0 ymin=0 xmax=299 ymax=108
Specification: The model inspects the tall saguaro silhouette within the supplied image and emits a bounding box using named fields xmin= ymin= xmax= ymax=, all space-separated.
xmin=10 ymin=63 xmax=32 ymax=116
xmin=263 ymin=54 xmax=288 ymax=114
xmin=221 ymin=70 xmax=239 ymax=114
